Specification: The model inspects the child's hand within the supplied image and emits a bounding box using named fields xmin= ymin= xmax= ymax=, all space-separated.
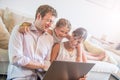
xmin=78 ymin=75 xmax=86 ymax=80
xmin=79 ymin=77 xmax=86 ymax=80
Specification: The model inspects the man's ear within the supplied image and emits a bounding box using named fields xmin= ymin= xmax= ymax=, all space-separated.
xmin=36 ymin=13 xmax=41 ymax=19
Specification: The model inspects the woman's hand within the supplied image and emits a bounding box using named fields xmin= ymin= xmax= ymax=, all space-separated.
xmin=19 ymin=22 xmax=31 ymax=33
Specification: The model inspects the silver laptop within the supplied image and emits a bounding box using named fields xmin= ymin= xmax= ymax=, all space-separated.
xmin=43 ymin=61 xmax=95 ymax=80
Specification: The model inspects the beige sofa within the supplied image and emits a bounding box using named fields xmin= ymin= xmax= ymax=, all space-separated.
xmin=0 ymin=7 xmax=33 ymax=75
xmin=0 ymin=7 xmax=120 ymax=80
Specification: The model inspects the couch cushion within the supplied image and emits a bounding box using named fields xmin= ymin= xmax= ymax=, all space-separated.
xmin=83 ymin=40 xmax=105 ymax=55
xmin=0 ymin=48 xmax=9 ymax=75
xmin=0 ymin=8 xmax=4 ymax=17
xmin=2 ymin=8 xmax=33 ymax=33
xmin=0 ymin=17 xmax=10 ymax=49
xmin=2 ymin=8 xmax=14 ymax=34
xmin=0 ymin=48 xmax=8 ymax=61
xmin=88 ymin=60 xmax=120 ymax=74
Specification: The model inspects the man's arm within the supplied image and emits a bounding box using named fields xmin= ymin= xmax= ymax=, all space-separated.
xmin=9 ymin=25 xmax=45 ymax=70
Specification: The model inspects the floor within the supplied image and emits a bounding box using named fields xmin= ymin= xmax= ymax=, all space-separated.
xmin=0 ymin=75 xmax=7 ymax=80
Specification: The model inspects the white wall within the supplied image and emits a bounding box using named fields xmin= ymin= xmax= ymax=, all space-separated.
xmin=0 ymin=0 xmax=120 ymax=43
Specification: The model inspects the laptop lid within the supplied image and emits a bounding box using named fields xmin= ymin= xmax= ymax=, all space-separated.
xmin=43 ymin=61 xmax=95 ymax=80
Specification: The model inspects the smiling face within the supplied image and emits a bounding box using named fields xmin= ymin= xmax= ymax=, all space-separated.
xmin=69 ymin=36 xmax=83 ymax=48
xmin=34 ymin=5 xmax=57 ymax=32
xmin=69 ymin=27 xmax=87 ymax=48
xmin=35 ymin=12 xmax=55 ymax=32
xmin=55 ymin=26 xmax=70 ymax=40
xmin=54 ymin=18 xmax=71 ymax=40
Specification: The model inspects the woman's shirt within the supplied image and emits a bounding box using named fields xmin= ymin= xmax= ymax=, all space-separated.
xmin=56 ymin=43 xmax=77 ymax=62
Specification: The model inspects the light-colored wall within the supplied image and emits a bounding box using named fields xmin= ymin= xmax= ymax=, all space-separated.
xmin=0 ymin=0 xmax=120 ymax=43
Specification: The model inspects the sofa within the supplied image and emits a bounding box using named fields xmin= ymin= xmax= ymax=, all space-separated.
xmin=0 ymin=7 xmax=33 ymax=75
xmin=0 ymin=7 xmax=120 ymax=80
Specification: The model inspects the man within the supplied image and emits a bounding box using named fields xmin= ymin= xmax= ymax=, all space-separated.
xmin=7 ymin=5 xmax=57 ymax=80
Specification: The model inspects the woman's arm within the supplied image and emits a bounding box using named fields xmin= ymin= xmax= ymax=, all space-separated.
xmin=47 ymin=29 xmax=53 ymax=35
xmin=82 ymin=51 xmax=87 ymax=62
xmin=50 ymin=43 xmax=60 ymax=62
xmin=76 ymin=44 xmax=87 ymax=62
xmin=19 ymin=22 xmax=53 ymax=36
xmin=76 ymin=44 xmax=83 ymax=62
xmin=19 ymin=22 xmax=32 ymax=33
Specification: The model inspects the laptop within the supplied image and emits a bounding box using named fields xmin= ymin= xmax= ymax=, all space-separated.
xmin=109 ymin=73 xmax=120 ymax=80
xmin=43 ymin=61 xmax=95 ymax=80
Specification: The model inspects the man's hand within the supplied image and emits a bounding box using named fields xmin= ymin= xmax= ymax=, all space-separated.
xmin=43 ymin=61 xmax=51 ymax=71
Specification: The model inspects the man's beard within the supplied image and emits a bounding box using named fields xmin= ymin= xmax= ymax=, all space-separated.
xmin=36 ymin=26 xmax=45 ymax=33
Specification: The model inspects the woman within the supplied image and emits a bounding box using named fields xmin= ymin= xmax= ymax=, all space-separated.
xmin=50 ymin=27 xmax=88 ymax=80
xmin=50 ymin=27 xmax=87 ymax=62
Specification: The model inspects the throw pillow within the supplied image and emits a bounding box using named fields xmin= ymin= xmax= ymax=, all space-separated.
xmin=88 ymin=60 xmax=120 ymax=74
xmin=0 ymin=8 xmax=4 ymax=17
xmin=0 ymin=17 xmax=10 ymax=49
xmin=2 ymin=8 xmax=15 ymax=33
xmin=3 ymin=8 xmax=33 ymax=34
xmin=83 ymin=40 xmax=105 ymax=55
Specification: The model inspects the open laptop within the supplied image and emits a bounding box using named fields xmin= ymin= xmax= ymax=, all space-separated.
xmin=43 ymin=61 xmax=95 ymax=80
